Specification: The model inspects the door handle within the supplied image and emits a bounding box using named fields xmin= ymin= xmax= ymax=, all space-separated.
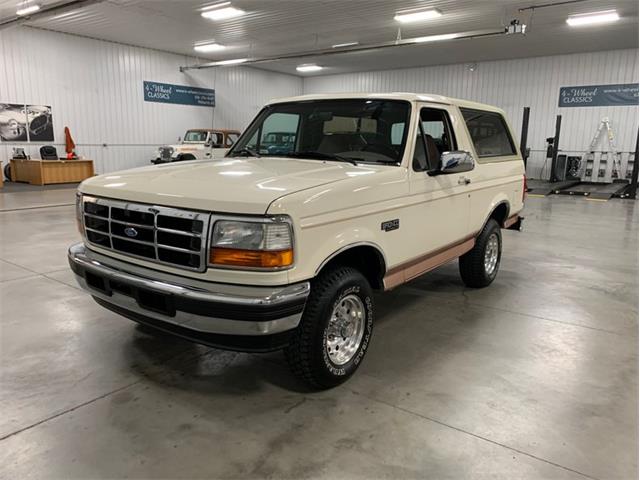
xmin=458 ymin=176 xmax=471 ymax=185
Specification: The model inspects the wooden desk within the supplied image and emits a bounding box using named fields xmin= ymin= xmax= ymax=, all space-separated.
xmin=10 ymin=159 xmax=94 ymax=186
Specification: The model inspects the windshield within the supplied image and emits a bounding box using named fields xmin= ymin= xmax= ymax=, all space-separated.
xmin=183 ymin=130 xmax=208 ymax=142
xmin=228 ymin=99 xmax=411 ymax=164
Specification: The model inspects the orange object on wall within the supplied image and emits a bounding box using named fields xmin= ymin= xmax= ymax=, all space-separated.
xmin=64 ymin=126 xmax=76 ymax=159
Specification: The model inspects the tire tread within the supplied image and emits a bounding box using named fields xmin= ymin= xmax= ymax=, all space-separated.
xmin=285 ymin=266 xmax=365 ymax=389
xmin=459 ymin=219 xmax=501 ymax=288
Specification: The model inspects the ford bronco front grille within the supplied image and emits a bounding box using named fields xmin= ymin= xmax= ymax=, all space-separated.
xmin=82 ymin=196 xmax=210 ymax=271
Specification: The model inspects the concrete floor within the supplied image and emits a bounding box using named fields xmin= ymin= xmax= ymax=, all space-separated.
xmin=0 ymin=189 xmax=637 ymax=479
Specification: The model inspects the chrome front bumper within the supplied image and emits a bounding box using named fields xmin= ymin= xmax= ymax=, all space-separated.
xmin=68 ymin=243 xmax=310 ymax=349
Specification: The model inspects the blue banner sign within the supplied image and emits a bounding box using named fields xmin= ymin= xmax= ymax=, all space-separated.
xmin=558 ymin=83 xmax=639 ymax=108
xmin=143 ymin=81 xmax=215 ymax=107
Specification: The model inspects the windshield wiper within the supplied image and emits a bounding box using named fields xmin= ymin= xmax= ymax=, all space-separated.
xmin=285 ymin=151 xmax=358 ymax=166
xmin=230 ymin=147 xmax=260 ymax=158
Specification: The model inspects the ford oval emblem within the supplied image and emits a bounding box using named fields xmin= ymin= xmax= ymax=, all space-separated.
xmin=124 ymin=227 xmax=138 ymax=238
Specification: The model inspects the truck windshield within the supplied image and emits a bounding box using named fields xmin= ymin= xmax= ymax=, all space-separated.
xmin=183 ymin=131 xmax=208 ymax=142
xmin=228 ymin=99 xmax=411 ymax=164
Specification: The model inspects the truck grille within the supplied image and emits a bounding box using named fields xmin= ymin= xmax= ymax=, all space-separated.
xmin=82 ymin=196 xmax=210 ymax=271
xmin=159 ymin=147 xmax=173 ymax=161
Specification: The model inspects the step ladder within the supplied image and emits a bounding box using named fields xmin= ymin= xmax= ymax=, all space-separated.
xmin=578 ymin=117 xmax=623 ymax=183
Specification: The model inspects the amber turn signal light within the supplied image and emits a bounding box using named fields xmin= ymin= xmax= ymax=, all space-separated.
xmin=210 ymin=248 xmax=293 ymax=268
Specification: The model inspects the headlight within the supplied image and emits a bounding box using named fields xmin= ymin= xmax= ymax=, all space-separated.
xmin=75 ymin=192 xmax=83 ymax=235
xmin=209 ymin=218 xmax=293 ymax=269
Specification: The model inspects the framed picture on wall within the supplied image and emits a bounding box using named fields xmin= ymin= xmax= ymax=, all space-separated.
xmin=0 ymin=103 xmax=28 ymax=142
xmin=26 ymin=105 xmax=54 ymax=142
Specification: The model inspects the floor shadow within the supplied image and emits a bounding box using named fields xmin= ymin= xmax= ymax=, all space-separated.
xmin=124 ymin=323 xmax=316 ymax=395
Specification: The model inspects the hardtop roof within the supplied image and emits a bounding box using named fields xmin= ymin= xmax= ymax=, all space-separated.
xmin=267 ymin=92 xmax=506 ymax=115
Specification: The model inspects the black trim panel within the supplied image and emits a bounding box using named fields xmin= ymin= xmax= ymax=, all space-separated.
xmin=94 ymin=298 xmax=294 ymax=352
xmin=70 ymin=258 xmax=306 ymax=322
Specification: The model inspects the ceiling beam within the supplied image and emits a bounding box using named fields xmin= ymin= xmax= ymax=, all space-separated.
xmin=180 ymin=28 xmax=509 ymax=72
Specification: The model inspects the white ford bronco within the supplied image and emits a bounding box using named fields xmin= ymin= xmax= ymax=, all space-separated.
xmin=69 ymin=93 xmax=525 ymax=388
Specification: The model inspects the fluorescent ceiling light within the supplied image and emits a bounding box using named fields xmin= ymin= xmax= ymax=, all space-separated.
xmin=296 ymin=64 xmax=323 ymax=72
xmin=566 ymin=10 xmax=619 ymax=26
xmin=16 ymin=3 xmax=40 ymax=15
xmin=201 ymin=3 xmax=245 ymax=20
xmin=213 ymin=58 xmax=248 ymax=65
xmin=194 ymin=42 xmax=226 ymax=53
xmin=413 ymin=33 xmax=458 ymax=43
xmin=332 ymin=41 xmax=359 ymax=48
xmin=394 ymin=8 xmax=442 ymax=23
xmin=201 ymin=0 xmax=230 ymax=8
xmin=51 ymin=9 xmax=81 ymax=20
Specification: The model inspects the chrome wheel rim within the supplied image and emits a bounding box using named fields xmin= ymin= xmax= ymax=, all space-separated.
xmin=484 ymin=233 xmax=499 ymax=275
xmin=325 ymin=294 xmax=366 ymax=365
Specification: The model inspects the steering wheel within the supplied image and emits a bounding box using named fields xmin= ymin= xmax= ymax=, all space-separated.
xmin=361 ymin=143 xmax=398 ymax=158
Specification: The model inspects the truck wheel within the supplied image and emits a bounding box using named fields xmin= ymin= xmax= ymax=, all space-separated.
xmin=459 ymin=219 xmax=502 ymax=288
xmin=285 ymin=266 xmax=374 ymax=389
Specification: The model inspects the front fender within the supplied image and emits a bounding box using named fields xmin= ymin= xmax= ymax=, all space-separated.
xmin=291 ymin=222 xmax=387 ymax=284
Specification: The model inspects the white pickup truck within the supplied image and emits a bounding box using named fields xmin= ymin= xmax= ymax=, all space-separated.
xmin=69 ymin=93 xmax=525 ymax=388
xmin=151 ymin=128 xmax=240 ymax=164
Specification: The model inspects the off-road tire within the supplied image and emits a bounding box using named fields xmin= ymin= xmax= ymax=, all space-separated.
xmin=459 ymin=218 xmax=502 ymax=288
xmin=284 ymin=266 xmax=374 ymax=389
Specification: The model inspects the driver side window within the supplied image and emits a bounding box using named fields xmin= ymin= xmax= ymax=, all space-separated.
xmin=210 ymin=133 xmax=223 ymax=147
xmin=414 ymin=108 xmax=457 ymax=171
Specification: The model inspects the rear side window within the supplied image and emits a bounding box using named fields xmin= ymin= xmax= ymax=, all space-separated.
xmin=460 ymin=108 xmax=516 ymax=157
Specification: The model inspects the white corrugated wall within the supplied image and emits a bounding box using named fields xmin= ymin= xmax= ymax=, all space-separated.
xmin=0 ymin=26 xmax=303 ymax=173
xmin=303 ymin=49 xmax=639 ymax=179
xmin=2 ymin=26 xmax=637 ymax=180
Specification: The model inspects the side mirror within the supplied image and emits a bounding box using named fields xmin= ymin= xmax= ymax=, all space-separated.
xmin=438 ymin=151 xmax=474 ymax=174
xmin=177 ymin=136 xmax=181 ymax=143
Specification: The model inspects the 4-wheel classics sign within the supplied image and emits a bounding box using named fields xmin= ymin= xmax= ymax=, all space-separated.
xmin=558 ymin=83 xmax=639 ymax=107
xmin=143 ymin=81 xmax=215 ymax=107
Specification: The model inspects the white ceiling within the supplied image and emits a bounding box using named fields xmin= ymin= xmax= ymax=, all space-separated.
xmin=1 ymin=0 xmax=638 ymax=76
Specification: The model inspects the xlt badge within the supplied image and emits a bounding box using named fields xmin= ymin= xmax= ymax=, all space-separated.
xmin=381 ymin=219 xmax=399 ymax=232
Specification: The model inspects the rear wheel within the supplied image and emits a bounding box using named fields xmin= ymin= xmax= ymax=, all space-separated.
xmin=285 ymin=265 xmax=374 ymax=389
xmin=459 ymin=219 xmax=502 ymax=288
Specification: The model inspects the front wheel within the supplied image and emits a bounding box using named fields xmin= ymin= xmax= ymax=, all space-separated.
xmin=285 ymin=266 xmax=374 ymax=389
xmin=459 ymin=219 xmax=502 ymax=288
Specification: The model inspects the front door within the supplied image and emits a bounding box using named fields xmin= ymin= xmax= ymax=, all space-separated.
xmin=403 ymin=104 xmax=473 ymax=261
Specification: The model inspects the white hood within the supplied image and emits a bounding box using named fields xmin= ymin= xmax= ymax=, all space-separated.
xmin=80 ymin=157 xmax=383 ymax=214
